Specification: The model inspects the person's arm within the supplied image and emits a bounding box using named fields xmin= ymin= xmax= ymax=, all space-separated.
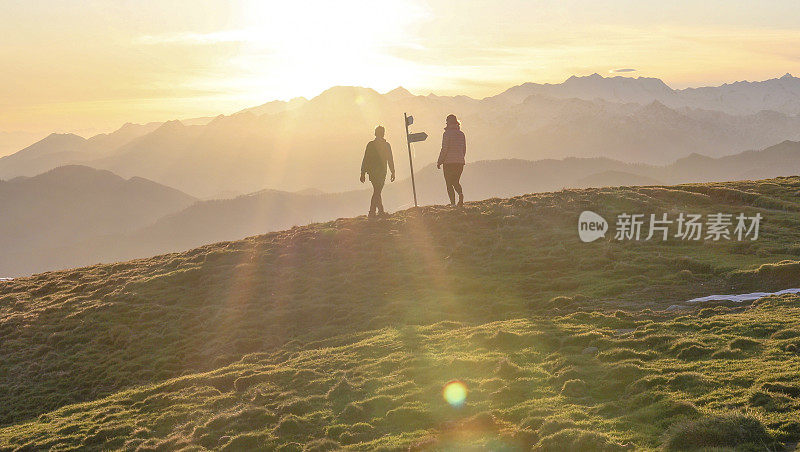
xmin=461 ymin=130 xmax=466 ymax=159
xmin=387 ymin=143 xmax=395 ymax=181
xmin=360 ymin=143 xmax=369 ymax=182
xmin=437 ymin=132 xmax=448 ymax=168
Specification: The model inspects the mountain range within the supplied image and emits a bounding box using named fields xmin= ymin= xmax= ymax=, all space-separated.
xmin=495 ymin=72 xmax=800 ymax=115
xmin=2 ymin=74 xmax=800 ymax=198
xmin=2 ymin=140 xmax=799 ymax=277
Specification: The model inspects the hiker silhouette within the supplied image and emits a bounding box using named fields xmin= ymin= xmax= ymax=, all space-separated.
xmin=360 ymin=125 xmax=395 ymax=217
xmin=437 ymin=114 xmax=466 ymax=207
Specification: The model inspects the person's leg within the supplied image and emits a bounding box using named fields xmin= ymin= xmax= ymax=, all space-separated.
xmin=453 ymin=164 xmax=464 ymax=206
xmin=369 ymin=177 xmax=380 ymax=216
xmin=373 ymin=178 xmax=386 ymax=214
xmin=443 ymin=165 xmax=456 ymax=205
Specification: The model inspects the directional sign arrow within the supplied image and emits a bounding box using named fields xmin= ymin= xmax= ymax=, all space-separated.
xmin=408 ymin=132 xmax=427 ymax=143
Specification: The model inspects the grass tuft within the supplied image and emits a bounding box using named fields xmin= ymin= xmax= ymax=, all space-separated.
xmin=662 ymin=413 xmax=774 ymax=451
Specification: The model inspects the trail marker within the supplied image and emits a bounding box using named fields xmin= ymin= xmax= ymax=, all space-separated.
xmin=404 ymin=112 xmax=427 ymax=207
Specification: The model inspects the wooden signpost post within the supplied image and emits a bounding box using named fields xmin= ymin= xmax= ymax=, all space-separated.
xmin=404 ymin=113 xmax=427 ymax=207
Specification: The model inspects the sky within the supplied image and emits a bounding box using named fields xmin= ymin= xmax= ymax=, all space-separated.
xmin=2 ymin=0 xmax=800 ymax=137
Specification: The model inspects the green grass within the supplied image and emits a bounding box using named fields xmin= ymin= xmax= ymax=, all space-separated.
xmin=2 ymin=295 xmax=799 ymax=450
xmin=1 ymin=177 xmax=800 ymax=450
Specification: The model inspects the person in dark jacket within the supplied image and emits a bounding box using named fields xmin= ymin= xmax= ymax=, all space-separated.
xmin=437 ymin=114 xmax=466 ymax=207
xmin=360 ymin=125 xmax=395 ymax=217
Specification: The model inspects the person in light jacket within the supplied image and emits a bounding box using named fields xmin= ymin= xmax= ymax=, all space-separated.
xmin=437 ymin=114 xmax=466 ymax=207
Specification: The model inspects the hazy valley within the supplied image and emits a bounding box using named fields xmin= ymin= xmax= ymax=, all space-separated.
xmin=1 ymin=138 xmax=800 ymax=277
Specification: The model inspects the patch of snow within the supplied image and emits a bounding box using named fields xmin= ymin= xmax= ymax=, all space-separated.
xmin=686 ymin=288 xmax=800 ymax=304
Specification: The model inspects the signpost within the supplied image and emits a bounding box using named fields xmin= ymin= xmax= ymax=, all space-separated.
xmin=404 ymin=113 xmax=427 ymax=207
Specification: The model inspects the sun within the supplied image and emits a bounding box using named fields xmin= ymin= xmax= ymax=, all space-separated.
xmin=229 ymin=0 xmax=431 ymax=101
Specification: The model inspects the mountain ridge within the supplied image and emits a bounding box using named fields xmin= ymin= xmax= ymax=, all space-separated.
xmin=494 ymin=72 xmax=800 ymax=115
xmin=3 ymin=73 xmax=800 ymax=196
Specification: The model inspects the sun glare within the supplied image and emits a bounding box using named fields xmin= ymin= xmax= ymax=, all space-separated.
xmin=229 ymin=0 xmax=431 ymax=101
xmin=443 ymin=380 xmax=468 ymax=408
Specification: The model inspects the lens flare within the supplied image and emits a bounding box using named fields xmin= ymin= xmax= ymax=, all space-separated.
xmin=443 ymin=380 xmax=468 ymax=407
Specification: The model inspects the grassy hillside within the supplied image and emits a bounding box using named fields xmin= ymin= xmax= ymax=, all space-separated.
xmin=2 ymin=177 xmax=800 ymax=450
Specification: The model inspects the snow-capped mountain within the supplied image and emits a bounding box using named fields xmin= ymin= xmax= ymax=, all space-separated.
xmin=493 ymin=73 xmax=674 ymax=105
xmin=493 ymin=73 xmax=800 ymax=115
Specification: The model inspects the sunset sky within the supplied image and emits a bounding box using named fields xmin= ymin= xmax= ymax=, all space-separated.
xmin=3 ymin=0 xmax=800 ymax=136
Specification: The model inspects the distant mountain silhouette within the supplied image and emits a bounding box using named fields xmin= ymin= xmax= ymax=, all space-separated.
xmin=0 ymin=165 xmax=195 ymax=276
xmin=0 ymin=123 xmax=160 ymax=180
xmin=240 ymin=97 xmax=308 ymax=116
xmin=493 ymin=73 xmax=674 ymax=105
xmin=81 ymin=122 xmax=162 ymax=154
xmin=0 ymin=133 xmax=88 ymax=178
xmin=0 ymin=131 xmax=49 ymax=158
xmin=8 ymin=133 xmax=86 ymax=159
xmin=5 ymin=140 xmax=798 ymax=277
xmin=572 ymin=170 xmax=663 ymax=188
xmin=493 ymin=72 xmax=800 ymax=115
xmin=2 ymin=74 xmax=800 ymax=197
